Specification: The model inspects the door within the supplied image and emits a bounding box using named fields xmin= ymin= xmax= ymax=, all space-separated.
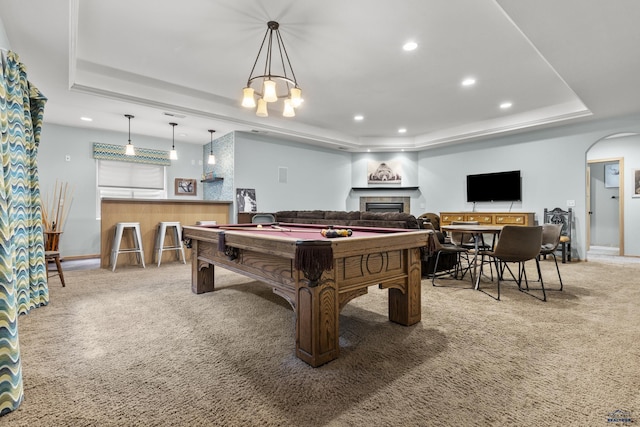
xmin=587 ymin=159 xmax=623 ymax=255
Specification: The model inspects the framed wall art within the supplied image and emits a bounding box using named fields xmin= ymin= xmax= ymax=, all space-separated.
xmin=367 ymin=160 xmax=402 ymax=184
xmin=175 ymin=178 xmax=197 ymax=196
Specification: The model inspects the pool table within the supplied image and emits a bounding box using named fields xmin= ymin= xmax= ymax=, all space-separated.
xmin=182 ymin=222 xmax=428 ymax=367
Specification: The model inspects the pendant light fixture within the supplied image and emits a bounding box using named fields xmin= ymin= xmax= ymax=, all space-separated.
xmin=241 ymin=21 xmax=303 ymax=118
xmin=207 ymin=130 xmax=216 ymax=165
xmin=169 ymin=122 xmax=178 ymax=160
xmin=124 ymin=114 xmax=135 ymax=156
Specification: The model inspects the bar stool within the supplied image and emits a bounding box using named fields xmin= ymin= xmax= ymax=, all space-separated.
xmin=154 ymin=221 xmax=186 ymax=267
xmin=111 ymin=222 xmax=145 ymax=271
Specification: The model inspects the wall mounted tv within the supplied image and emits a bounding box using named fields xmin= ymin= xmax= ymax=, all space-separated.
xmin=466 ymin=170 xmax=522 ymax=202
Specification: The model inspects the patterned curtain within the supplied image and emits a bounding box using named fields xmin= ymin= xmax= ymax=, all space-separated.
xmin=0 ymin=51 xmax=48 ymax=415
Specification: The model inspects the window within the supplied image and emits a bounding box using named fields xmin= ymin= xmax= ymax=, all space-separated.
xmin=96 ymin=160 xmax=166 ymax=219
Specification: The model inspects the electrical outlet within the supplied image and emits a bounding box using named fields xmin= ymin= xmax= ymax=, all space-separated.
xmin=567 ymin=200 xmax=576 ymax=207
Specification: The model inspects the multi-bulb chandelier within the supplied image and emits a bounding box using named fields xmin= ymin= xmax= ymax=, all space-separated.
xmin=241 ymin=21 xmax=303 ymax=118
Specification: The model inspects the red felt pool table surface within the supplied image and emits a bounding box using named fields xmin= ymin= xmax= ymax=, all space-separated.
xmin=182 ymin=222 xmax=428 ymax=367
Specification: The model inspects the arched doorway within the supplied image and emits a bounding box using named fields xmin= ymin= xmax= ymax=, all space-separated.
xmin=585 ymin=132 xmax=636 ymax=259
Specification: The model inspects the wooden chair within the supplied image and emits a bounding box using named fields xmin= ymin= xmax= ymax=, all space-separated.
xmin=478 ymin=225 xmax=544 ymax=301
xmin=44 ymin=230 xmax=65 ymax=287
xmin=543 ymin=207 xmax=572 ymax=263
xmin=537 ymin=223 xmax=563 ymax=291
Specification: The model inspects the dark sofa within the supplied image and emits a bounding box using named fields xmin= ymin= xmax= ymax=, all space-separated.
xmin=274 ymin=210 xmax=421 ymax=229
xmin=273 ymin=210 xmax=454 ymax=276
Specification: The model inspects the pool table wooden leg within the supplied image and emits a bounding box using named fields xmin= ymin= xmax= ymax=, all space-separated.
xmin=295 ymin=271 xmax=339 ymax=367
xmin=388 ymin=247 xmax=422 ymax=326
xmin=191 ymin=240 xmax=215 ymax=294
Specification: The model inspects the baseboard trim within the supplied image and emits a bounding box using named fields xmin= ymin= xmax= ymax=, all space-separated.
xmin=60 ymin=254 xmax=100 ymax=262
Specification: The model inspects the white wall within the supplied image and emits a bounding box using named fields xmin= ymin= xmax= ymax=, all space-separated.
xmin=233 ymin=132 xmax=352 ymax=217
xmin=38 ymin=123 xmax=206 ymax=257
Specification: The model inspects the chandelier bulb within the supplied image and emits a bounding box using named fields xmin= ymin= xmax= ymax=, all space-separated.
xmin=290 ymin=87 xmax=302 ymax=108
xmin=256 ymin=99 xmax=268 ymax=117
xmin=242 ymin=87 xmax=256 ymax=108
xmin=283 ymin=99 xmax=295 ymax=117
xmin=262 ymin=80 xmax=278 ymax=103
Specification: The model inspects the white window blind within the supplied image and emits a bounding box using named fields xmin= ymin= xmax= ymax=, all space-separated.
xmin=98 ymin=160 xmax=165 ymax=189
xmin=96 ymin=160 xmax=167 ymax=219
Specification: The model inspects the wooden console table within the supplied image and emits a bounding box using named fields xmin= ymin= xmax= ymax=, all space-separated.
xmin=100 ymin=198 xmax=232 ymax=268
xmin=440 ymin=211 xmax=535 ymax=226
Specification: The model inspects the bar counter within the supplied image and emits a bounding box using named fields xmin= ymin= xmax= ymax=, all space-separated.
xmin=100 ymin=198 xmax=232 ymax=268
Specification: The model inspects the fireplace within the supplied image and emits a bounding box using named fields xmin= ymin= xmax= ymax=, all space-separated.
xmin=360 ymin=197 xmax=410 ymax=213
xmin=365 ymin=202 xmax=405 ymax=213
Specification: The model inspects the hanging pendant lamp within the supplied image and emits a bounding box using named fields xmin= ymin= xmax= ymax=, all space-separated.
xmin=169 ymin=122 xmax=178 ymax=160
xmin=124 ymin=114 xmax=135 ymax=156
xmin=208 ymin=130 xmax=216 ymax=165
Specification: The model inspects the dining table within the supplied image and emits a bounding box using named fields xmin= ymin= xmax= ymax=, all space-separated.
xmin=440 ymin=224 xmax=504 ymax=289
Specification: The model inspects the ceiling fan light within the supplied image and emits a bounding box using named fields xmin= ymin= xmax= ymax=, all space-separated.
xmin=242 ymin=87 xmax=256 ymax=108
xmin=262 ymin=80 xmax=278 ymax=103
xmin=256 ymin=98 xmax=268 ymax=117
xmin=283 ymin=99 xmax=295 ymax=117
xmin=290 ymin=87 xmax=302 ymax=108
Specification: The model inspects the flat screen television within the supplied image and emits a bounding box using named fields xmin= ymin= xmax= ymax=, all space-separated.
xmin=466 ymin=170 xmax=521 ymax=202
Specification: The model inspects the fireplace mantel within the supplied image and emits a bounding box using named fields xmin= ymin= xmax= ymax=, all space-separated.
xmin=351 ymin=186 xmax=419 ymax=191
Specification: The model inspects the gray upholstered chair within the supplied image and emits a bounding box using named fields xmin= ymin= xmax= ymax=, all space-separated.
xmin=478 ymin=225 xmax=544 ymax=301
xmin=543 ymin=207 xmax=572 ymax=263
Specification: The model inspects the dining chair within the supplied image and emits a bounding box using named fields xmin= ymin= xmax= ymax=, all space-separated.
xmin=424 ymin=228 xmax=471 ymax=286
xmin=537 ymin=223 xmax=563 ymax=291
xmin=478 ymin=225 xmax=544 ymax=301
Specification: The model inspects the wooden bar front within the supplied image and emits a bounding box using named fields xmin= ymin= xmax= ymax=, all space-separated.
xmin=100 ymin=198 xmax=232 ymax=268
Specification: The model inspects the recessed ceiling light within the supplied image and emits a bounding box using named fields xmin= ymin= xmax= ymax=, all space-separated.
xmin=80 ymin=117 xmax=93 ymax=122
xmin=500 ymin=102 xmax=513 ymax=109
xmin=354 ymin=115 xmax=364 ymax=121
xmin=398 ymin=128 xmax=407 ymax=134
xmin=402 ymin=41 xmax=418 ymax=51
xmin=461 ymin=78 xmax=476 ymax=87
xmin=179 ymin=133 xmax=188 ymax=137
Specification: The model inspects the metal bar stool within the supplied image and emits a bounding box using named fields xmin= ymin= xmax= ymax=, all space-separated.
xmin=111 ymin=222 xmax=145 ymax=271
xmin=154 ymin=221 xmax=186 ymax=267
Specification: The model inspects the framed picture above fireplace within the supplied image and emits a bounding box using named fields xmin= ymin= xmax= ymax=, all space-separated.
xmin=367 ymin=160 xmax=402 ymax=184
